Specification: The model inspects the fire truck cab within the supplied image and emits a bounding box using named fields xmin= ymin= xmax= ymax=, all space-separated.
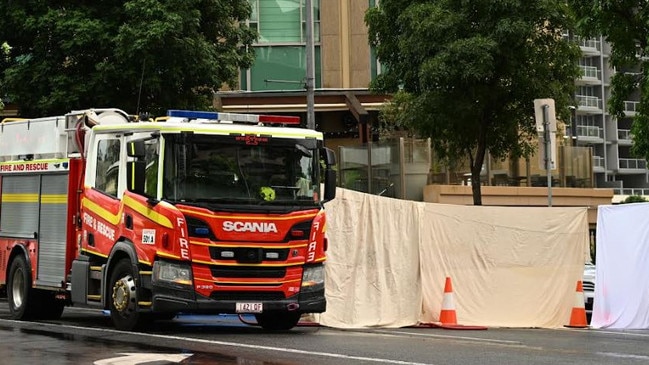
xmin=0 ymin=108 xmax=337 ymax=331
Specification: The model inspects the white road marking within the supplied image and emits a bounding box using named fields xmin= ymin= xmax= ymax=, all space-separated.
xmin=370 ymin=329 xmax=522 ymax=344
xmin=94 ymin=353 xmax=192 ymax=365
xmin=596 ymin=352 xmax=649 ymax=360
xmin=0 ymin=319 xmax=434 ymax=365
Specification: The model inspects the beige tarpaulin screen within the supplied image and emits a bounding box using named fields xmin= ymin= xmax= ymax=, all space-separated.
xmin=319 ymin=188 xmax=589 ymax=328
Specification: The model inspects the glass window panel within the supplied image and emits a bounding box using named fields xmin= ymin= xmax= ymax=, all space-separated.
xmin=250 ymin=46 xmax=320 ymax=91
xmin=250 ymin=0 xmax=258 ymax=21
xmin=258 ymin=0 xmax=302 ymax=43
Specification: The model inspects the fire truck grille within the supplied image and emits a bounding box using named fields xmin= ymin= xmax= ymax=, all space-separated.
xmin=210 ymin=266 xmax=287 ymax=278
xmin=210 ymin=291 xmax=286 ymax=301
xmin=209 ymin=247 xmax=289 ymax=263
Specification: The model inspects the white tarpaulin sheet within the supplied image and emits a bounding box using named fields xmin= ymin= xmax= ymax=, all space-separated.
xmin=591 ymin=204 xmax=649 ymax=329
xmin=320 ymin=188 xmax=589 ymax=328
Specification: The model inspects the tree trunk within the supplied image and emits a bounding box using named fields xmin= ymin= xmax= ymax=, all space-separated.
xmin=471 ymin=167 xmax=482 ymax=206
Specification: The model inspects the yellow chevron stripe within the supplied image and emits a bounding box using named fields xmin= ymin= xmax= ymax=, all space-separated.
xmin=82 ymin=197 xmax=121 ymax=225
xmin=2 ymin=193 xmax=39 ymax=203
xmin=82 ymin=195 xmax=174 ymax=228
xmin=123 ymin=195 xmax=173 ymax=228
xmin=157 ymin=251 xmax=182 ymax=260
xmin=41 ymin=194 xmax=68 ymax=204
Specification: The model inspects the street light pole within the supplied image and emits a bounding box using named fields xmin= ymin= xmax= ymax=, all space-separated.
xmin=305 ymin=0 xmax=315 ymax=130
xmin=543 ymin=104 xmax=553 ymax=207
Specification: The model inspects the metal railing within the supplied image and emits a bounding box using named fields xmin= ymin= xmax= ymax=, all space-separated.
xmin=579 ymin=65 xmax=599 ymax=79
xmin=575 ymin=95 xmax=602 ymax=109
xmin=577 ymin=37 xmax=601 ymax=51
xmin=619 ymin=158 xmax=647 ymax=169
xmin=618 ymin=129 xmax=632 ymax=140
xmin=577 ymin=125 xmax=603 ymax=138
xmin=615 ymin=188 xmax=649 ymax=196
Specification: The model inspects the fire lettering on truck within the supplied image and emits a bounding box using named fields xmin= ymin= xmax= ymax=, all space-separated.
xmin=0 ymin=162 xmax=50 ymax=172
xmin=83 ymin=212 xmax=116 ymax=241
xmin=179 ymin=238 xmax=190 ymax=259
xmin=177 ymin=217 xmax=186 ymax=237
xmin=307 ymin=222 xmax=320 ymax=262
xmin=222 ymin=221 xmax=278 ymax=233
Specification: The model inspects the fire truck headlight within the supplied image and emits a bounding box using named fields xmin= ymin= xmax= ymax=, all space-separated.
xmin=301 ymin=265 xmax=325 ymax=290
xmin=153 ymin=260 xmax=193 ymax=286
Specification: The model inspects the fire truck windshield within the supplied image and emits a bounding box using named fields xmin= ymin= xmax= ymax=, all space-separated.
xmin=161 ymin=134 xmax=321 ymax=206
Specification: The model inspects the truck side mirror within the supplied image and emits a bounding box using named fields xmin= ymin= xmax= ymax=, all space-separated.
xmin=321 ymin=147 xmax=337 ymax=202
xmin=127 ymin=140 xmax=145 ymax=158
xmin=126 ymin=140 xmax=146 ymax=195
xmin=126 ymin=160 xmax=146 ymax=195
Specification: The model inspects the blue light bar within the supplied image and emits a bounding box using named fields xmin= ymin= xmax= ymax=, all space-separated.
xmin=167 ymin=110 xmax=220 ymax=119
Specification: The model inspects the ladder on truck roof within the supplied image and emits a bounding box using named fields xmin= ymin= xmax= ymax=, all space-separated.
xmin=0 ymin=108 xmax=130 ymax=162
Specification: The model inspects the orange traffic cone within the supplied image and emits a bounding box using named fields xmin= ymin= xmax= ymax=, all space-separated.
xmin=439 ymin=276 xmax=458 ymax=325
xmin=411 ymin=276 xmax=487 ymax=330
xmin=565 ymin=280 xmax=589 ymax=328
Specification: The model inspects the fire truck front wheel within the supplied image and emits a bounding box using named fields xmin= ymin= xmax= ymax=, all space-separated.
xmin=254 ymin=312 xmax=302 ymax=331
xmin=7 ymin=255 xmax=36 ymax=320
xmin=109 ymin=259 xmax=145 ymax=331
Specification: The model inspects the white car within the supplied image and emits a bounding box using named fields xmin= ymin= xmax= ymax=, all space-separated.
xmin=583 ymin=263 xmax=596 ymax=315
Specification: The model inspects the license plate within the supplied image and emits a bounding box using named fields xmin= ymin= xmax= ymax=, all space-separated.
xmin=236 ymin=302 xmax=263 ymax=313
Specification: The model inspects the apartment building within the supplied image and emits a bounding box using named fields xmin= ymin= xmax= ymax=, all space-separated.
xmin=573 ymin=35 xmax=649 ymax=196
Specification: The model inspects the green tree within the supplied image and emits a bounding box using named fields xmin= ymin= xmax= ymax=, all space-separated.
xmin=366 ymin=0 xmax=581 ymax=205
xmin=0 ymin=0 xmax=256 ymax=117
xmin=621 ymin=195 xmax=648 ymax=204
xmin=569 ymin=1 xmax=649 ymax=161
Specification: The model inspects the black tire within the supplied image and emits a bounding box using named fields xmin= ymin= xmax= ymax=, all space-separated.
xmin=7 ymin=255 xmax=36 ymax=320
xmin=108 ymin=259 xmax=144 ymax=331
xmin=34 ymin=290 xmax=65 ymax=320
xmin=254 ymin=312 xmax=301 ymax=331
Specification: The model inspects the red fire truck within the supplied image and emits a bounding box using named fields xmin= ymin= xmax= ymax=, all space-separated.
xmin=0 ymin=108 xmax=337 ymax=331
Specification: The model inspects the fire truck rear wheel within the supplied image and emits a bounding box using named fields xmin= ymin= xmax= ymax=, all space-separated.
xmin=109 ymin=259 xmax=143 ymax=331
xmin=7 ymin=255 xmax=36 ymax=320
xmin=254 ymin=312 xmax=301 ymax=331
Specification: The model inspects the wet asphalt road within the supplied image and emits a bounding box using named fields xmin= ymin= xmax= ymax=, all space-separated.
xmin=1 ymin=300 xmax=649 ymax=365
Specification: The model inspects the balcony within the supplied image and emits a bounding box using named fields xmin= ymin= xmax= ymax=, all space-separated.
xmin=577 ymin=37 xmax=601 ymax=56
xmin=576 ymin=65 xmax=600 ymax=85
xmin=593 ymin=155 xmax=605 ymax=172
xmin=618 ymin=129 xmax=633 ymax=145
xmin=575 ymin=95 xmax=603 ymax=113
xmin=619 ymin=158 xmax=647 ymax=171
xmin=615 ymin=188 xmax=649 ymax=196
xmin=577 ymin=125 xmax=604 ymax=143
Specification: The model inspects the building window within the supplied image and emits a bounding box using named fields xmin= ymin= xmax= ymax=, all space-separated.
xmin=248 ymin=0 xmax=320 ymax=43
xmin=242 ymin=0 xmax=321 ymax=91
xmin=249 ymin=46 xmax=321 ymax=90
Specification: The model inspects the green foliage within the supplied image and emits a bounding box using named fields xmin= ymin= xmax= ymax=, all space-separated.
xmin=569 ymin=1 xmax=649 ymax=160
xmin=366 ymin=0 xmax=581 ymax=205
xmin=621 ymin=195 xmax=648 ymax=204
xmin=0 ymin=0 xmax=256 ymax=116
